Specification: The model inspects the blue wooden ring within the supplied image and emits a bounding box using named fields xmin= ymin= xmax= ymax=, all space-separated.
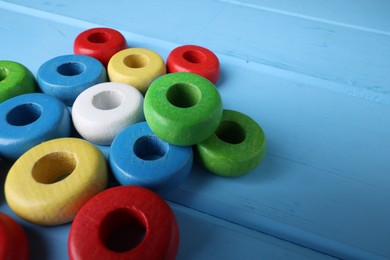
xmin=37 ymin=54 xmax=107 ymax=106
xmin=0 ymin=93 xmax=71 ymax=160
xmin=110 ymin=121 xmax=193 ymax=194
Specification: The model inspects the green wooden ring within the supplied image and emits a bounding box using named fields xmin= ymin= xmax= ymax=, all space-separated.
xmin=195 ymin=109 xmax=266 ymax=177
xmin=144 ymin=72 xmax=222 ymax=146
xmin=0 ymin=60 xmax=36 ymax=103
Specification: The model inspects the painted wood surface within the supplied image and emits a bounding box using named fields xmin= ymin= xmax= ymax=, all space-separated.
xmin=1 ymin=160 xmax=332 ymax=260
xmin=0 ymin=0 xmax=389 ymax=259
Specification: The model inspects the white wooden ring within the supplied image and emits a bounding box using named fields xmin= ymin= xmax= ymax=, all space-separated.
xmin=72 ymin=82 xmax=144 ymax=145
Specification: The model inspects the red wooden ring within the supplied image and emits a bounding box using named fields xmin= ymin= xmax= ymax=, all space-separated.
xmin=68 ymin=186 xmax=179 ymax=260
xmin=167 ymin=45 xmax=220 ymax=84
xmin=74 ymin=27 xmax=127 ymax=67
xmin=0 ymin=213 xmax=29 ymax=260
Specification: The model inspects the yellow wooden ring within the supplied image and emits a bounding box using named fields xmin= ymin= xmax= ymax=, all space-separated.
xmin=4 ymin=137 xmax=108 ymax=226
xmin=107 ymin=48 xmax=166 ymax=94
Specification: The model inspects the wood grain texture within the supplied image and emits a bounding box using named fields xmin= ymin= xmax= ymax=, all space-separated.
xmin=0 ymin=93 xmax=71 ymax=160
xmin=71 ymin=82 xmax=144 ymax=145
xmin=166 ymin=45 xmax=220 ymax=84
xmin=5 ymin=138 xmax=108 ymax=225
xmin=37 ymin=54 xmax=107 ymax=106
xmin=3 ymin=0 xmax=389 ymax=104
xmin=0 ymin=60 xmax=36 ymax=103
xmin=109 ymin=122 xmax=193 ymax=194
xmin=69 ymin=186 xmax=179 ymax=260
xmin=0 ymin=0 xmax=389 ymax=259
xmin=219 ymin=0 xmax=390 ymax=33
xmin=107 ymin=48 xmax=166 ymax=94
xmin=1 ymin=159 xmax=333 ymax=260
xmin=144 ymin=72 xmax=223 ymax=146
xmin=74 ymin=27 xmax=127 ymax=67
xmin=195 ymin=109 xmax=266 ymax=176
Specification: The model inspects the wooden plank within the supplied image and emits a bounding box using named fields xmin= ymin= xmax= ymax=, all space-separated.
xmin=193 ymin=4 xmax=390 ymax=105
xmin=0 ymin=1 xmax=389 ymax=259
xmin=165 ymin=57 xmax=390 ymax=259
xmin=5 ymin=0 xmax=390 ymax=34
xmin=0 ymin=162 xmax=334 ymax=260
xmin=2 ymin=0 xmax=390 ymax=104
xmin=0 ymin=205 xmax=337 ymax=260
xmin=219 ymin=0 xmax=390 ymax=34
xmin=173 ymin=202 xmax=335 ymax=260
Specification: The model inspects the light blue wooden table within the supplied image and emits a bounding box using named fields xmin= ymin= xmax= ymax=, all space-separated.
xmin=1 ymin=1 xmax=389 ymax=259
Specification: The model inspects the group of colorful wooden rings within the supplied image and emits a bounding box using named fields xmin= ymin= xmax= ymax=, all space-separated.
xmin=0 ymin=27 xmax=266 ymax=259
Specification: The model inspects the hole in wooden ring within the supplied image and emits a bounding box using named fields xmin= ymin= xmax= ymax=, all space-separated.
xmin=99 ymin=208 xmax=146 ymax=252
xmin=6 ymin=103 xmax=43 ymax=126
xmin=166 ymin=83 xmax=201 ymax=108
xmin=57 ymin=62 xmax=85 ymax=76
xmin=123 ymin=54 xmax=149 ymax=68
xmin=92 ymin=90 xmax=124 ymax=110
xmin=133 ymin=135 xmax=168 ymax=161
xmin=0 ymin=67 xmax=8 ymax=82
xmin=87 ymin=32 xmax=110 ymax=43
xmin=216 ymin=120 xmax=246 ymax=144
xmin=182 ymin=50 xmax=207 ymax=64
xmin=32 ymin=151 xmax=76 ymax=184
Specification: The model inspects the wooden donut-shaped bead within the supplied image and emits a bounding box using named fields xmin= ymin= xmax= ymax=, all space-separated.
xmin=144 ymin=72 xmax=223 ymax=146
xmin=0 ymin=93 xmax=71 ymax=160
xmin=0 ymin=213 xmax=29 ymax=260
xmin=107 ymin=48 xmax=166 ymax=94
xmin=195 ymin=109 xmax=266 ymax=177
xmin=68 ymin=186 xmax=179 ymax=260
xmin=4 ymin=137 xmax=108 ymax=225
xmin=37 ymin=54 xmax=107 ymax=106
xmin=74 ymin=27 xmax=127 ymax=67
xmin=0 ymin=60 xmax=36 ymax=103
xmin=72 ymin=82 xmax=144 ymax=145
xmin=167 ymin=45 xmax=220 ymax=84
xmin=110 ymin=122 xmax=193 ymax=193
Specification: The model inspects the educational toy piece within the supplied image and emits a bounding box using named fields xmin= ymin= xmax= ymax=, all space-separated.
xmin=37 ymin=54 xmax=107 ymax=106
xmin=195 ymin=109 xmax=266 ymax=177
xmin=167 ymin=45 xmax=220 ymax=84
xmin=0 ymin=213 xmax=29 ymax=260
xmin=4 ymin=138 xmax=108 ymax=226
xmin=144 ymin=72 xmax=223 ymax=146
xmin=74 ymin=27 xmax=127 ymax=67
xmin=0 ymin=93 xmax=71 ymax=160
xmin=0 ymin=60 xmax=36 ymax=103
xmin=68 ymin=186 xmax=179 ymax=260
xmin=107 ymin=48 xmax=166 ymax=94
xmin=110 ymin=122 xmax=193 ymax=194
xmin=72 ymin=82 xmax=144 ymax=145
